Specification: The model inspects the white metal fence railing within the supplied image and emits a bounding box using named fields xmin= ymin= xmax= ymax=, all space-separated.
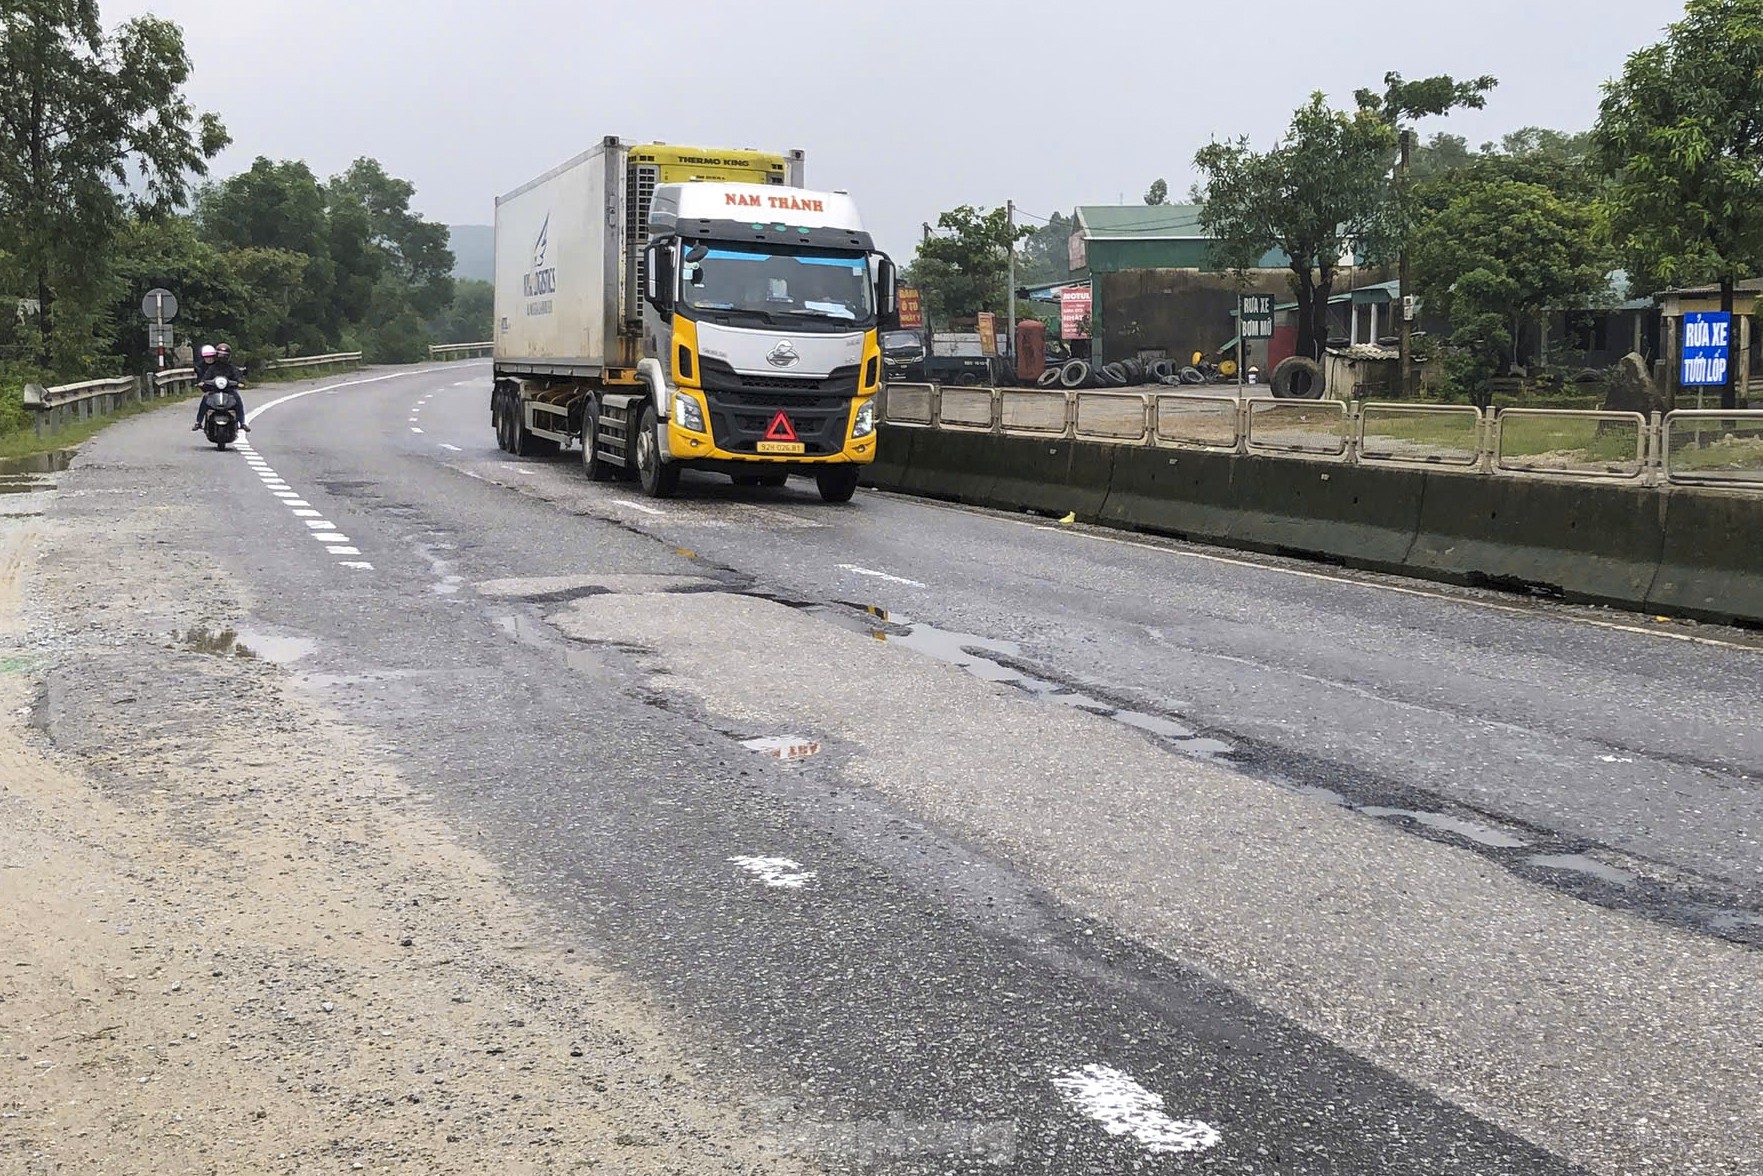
xmin=877 ymin=381 xmax=1763 ymax=491
xmin=17 ymin=353 xmax=364 ymax=437
xmin=430 ymin=341 xmax=493 ymax=360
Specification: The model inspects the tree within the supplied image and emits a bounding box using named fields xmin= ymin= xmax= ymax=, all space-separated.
xmin=1595 ymin=0 xmax=1763 ymax=408
xmin=428 ymin=278 xmax=494 ymax=345
xmin=1019 ymin=211 xmax=1073 ymax=287
xmin=1195 ymin=93 xmax=1398 ymax=361
xmin=1357 ymin=71 xmax=1497 ymax=394
xmin=1143 ymin=178 xmax=1169 ymax=206
xmin=0 ymin=3 xmax=227 ymax=370
xmin=329 ymin=158 xmax=455 ymax=317
xmin=1411 ymin=168 xmax=1609 ymax=405
xmin=903 ymin=204 xmax=1031 ymax=327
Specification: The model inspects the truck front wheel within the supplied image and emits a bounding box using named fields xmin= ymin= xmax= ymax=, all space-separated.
xmin=815 ymin=466 xmax=861 ymax=504
xmin=634 ymin=403 xmax=680 ymax=499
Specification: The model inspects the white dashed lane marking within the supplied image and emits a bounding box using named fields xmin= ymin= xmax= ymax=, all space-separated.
xmin=237 ymin=437 xmax=371 ymax=572
xmin=1051 ymin=1065 xmax=1220 ymax=1156
xmin=235 ymin=366 xmax=490 ymax=574
xmin=838 ymin=564 xmax=928 ymax=588
xmin=729 ymin=857 xmax=816 ymax=890
xmin=438 ymin=443 xmax=462 ymax=453
xmin=610 ymin=499 xmax=665 ymax=516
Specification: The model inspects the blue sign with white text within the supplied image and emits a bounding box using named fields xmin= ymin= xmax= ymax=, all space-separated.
xmin=1681 ymin=311 xmax=1732 ymax=387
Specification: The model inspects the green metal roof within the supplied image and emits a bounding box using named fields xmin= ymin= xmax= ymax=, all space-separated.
xmin=1270 ymin=279 xmax=1399 ymax=313
xmin=1076 ymin=204 xmax=1209 ymax=239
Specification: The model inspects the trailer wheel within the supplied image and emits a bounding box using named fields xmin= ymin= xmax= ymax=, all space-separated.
xmin=493 ymin=389 xmax=510 ymax=451
xmin=815 ymin=466 xmax=861 ymax=503
xmin=581 ymin=396 xmax=615 ymax=481
xmin=509 ymin=400 xmax=538 ymax=457
xmin=633 ymin=403 xmax=680 ymax=498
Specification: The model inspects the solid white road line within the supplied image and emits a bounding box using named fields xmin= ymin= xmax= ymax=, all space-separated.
xmin=838 ymin=564 xmax=927 ymax=588
xmin=728 ymin=856 xmax=816 ymax=890
xmin=1051 ymin=1065 xmax=1220 ymax=1155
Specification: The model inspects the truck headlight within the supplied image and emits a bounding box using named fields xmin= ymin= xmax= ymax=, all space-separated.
xmin=673 ymin=394 xmax=705 ymax=433
xmin=851 ymin=399 xmax=876 ymax=439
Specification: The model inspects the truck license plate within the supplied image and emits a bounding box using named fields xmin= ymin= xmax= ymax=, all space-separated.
xmin=757 ymin=441 xmax=805 ymax=455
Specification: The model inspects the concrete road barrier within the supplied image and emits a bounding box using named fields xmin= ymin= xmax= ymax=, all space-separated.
xmin=1405 ymin=473 xmax=1666 ymax=605
xmin=870 ymin=422 xmax=1763 ymax=625
xmin=1648 ymin=489 xmax=1763 ymax=623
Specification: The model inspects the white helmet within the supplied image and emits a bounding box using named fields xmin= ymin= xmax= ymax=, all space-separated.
xmin=200 ymin=345 xmax=217 ymax=360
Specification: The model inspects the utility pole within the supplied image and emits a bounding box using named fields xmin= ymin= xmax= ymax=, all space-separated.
xmin=1005 ymin=200 xmax=1017 ymax=362
xmin=1397 ymin=128 xmax=1414 ymax=398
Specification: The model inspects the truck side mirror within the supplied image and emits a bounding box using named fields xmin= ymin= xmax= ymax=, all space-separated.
xmin=644 ymin=241 xmax=675 ymax=315
xmin=875 ymin=255 xmax=899 ymax=331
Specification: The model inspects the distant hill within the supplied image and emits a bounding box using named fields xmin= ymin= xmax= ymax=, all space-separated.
xmin=449 ymin=225 xmax=494 ymax=283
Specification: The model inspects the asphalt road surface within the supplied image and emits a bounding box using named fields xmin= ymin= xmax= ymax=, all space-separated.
xmin=41 ymin=362 xmax=1763 ymax=1173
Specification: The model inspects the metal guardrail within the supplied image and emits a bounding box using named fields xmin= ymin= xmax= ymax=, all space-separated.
xmin=878 ymin=382 xmax=1763 ymax=491
xmin=15 ymin=353 xmax=362 ymax=438
xmin=430 ymin=341 xmax=493 ymax=360
xmin=266 ymin=351 xmax=363 ymax=373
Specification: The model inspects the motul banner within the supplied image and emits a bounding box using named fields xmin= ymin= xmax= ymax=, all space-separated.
xmin=1060 ymin=288 xmax=1092 ymax=340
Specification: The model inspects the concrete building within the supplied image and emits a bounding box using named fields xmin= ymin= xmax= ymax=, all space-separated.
xmin=1067 ymin=205 xmax=1290 ymax=366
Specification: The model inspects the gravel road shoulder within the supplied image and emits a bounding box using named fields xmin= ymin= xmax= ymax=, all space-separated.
xmin=0 ymin=495 xmax=812 ymax=1173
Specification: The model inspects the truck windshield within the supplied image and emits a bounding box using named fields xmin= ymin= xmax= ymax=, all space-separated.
xmin=679 ymin=246 xmax=873 ymax=330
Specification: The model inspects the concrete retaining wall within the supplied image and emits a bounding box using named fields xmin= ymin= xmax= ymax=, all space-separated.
xmin=864 ymin=423 xmax=1763 ymax=627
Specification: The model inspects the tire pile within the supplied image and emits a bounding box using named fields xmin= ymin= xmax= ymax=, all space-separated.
xmin=1030 ymin=354 xmax=1326 ymax=399
xmin=1034 ymin=357 xmax=1211 ymax=390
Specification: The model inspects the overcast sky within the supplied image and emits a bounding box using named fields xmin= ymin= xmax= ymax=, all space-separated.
xmin=109 ymin=0 xmax=1685 ymax=260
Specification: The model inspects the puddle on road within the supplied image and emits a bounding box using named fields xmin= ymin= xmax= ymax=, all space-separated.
xmin=858 ymin=613 xmax=1236 ymax=762
xmin=0 ymin=450 xmax=76 ymax=498
xmin=233 ymin=629 xmax=318 ymax=665
xmin=0 ymin=450 xmax=75 ymax=477
xmin=496 ymin=614 xmax=611 ymax=676
xmin=1358 ymin=806 xmax=1531 ymax=849
xmin=1528 ymin=853 xmax=1637 ymax=886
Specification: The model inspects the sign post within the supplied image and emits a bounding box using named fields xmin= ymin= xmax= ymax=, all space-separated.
xmin=1238 ymin=292 xmax=1275 ymax=397
xmin=1681 ymin=310 xmax=1732 ymax=411
xmin=141 ymin=288 xmax=179 ymax=371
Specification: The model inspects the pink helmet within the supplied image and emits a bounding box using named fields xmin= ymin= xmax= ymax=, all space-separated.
xmin=201 ymin=345 xmax=217 ymax=360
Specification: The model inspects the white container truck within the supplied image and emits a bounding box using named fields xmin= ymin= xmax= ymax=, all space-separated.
xmin=490 ymin=138 xmax=899 ymax=502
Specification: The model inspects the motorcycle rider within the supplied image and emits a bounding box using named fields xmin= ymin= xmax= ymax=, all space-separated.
xmin=194 ymin=343 xmax=250 ymax=433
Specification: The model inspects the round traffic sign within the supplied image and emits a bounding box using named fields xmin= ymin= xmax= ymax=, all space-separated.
xmin=141 ymin=287 xmax=179 ymax=321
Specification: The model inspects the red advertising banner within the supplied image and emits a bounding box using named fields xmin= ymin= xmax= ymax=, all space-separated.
xmin=1060 ymin=288 xmax=1092 ymax=340
xmin=897 ymin=287 xmax=924 ymax=330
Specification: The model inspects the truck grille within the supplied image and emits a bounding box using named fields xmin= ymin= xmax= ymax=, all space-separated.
xmin=698 ymin=360 xmax=859 ymax=456
xmin=699 ymin=358 xmax=860 ymax=397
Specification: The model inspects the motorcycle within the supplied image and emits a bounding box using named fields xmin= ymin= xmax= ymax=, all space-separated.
xmin=200 ymin=374 xmax=244 ymax=450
